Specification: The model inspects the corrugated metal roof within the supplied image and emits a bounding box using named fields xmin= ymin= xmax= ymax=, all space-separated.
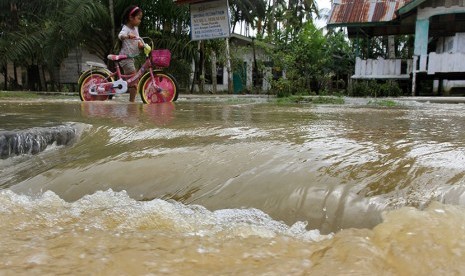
xmin=328 ymin=0 xmax=413 ymax=26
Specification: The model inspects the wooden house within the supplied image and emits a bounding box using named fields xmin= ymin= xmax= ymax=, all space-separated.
xmin=327 ymin=0 xmax=465 ymax=95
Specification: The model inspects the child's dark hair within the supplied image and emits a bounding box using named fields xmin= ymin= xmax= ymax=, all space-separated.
xmin=121 ymin=5 xmax=143 ymax=24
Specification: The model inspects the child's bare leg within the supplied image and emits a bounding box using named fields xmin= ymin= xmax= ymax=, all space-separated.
xmin=121 ymin=60 xmax=137 ymax=102
xmin=129 ymin=86 xmax=137 ymax=102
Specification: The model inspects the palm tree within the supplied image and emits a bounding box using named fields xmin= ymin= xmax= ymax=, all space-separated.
xmin=260 ymin=0 xmax=286 ymax=38
xmin=229 ymin=0 xmax=266 ymax=35
xmin=259 ymin=0 xmax=319 ymax=40
xmin=0 ymin=0 xmax=54 ymax=90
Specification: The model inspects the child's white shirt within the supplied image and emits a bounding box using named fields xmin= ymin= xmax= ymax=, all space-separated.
xmin=118 ymin=25 xmax=140 ymax=57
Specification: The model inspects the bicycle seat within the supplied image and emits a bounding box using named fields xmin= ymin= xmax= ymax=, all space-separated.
xmin=107 ymin=54 xmax=128 ymax=61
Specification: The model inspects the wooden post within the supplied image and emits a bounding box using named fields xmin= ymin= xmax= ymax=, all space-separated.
xmin=211 ymin=50 xmax=217 ymax=94
xmin=200 ymin=40 xmax=205 ymax=94
xmin=225 ymin=37 xmax=233 ymax=94
xmin=388 ymin=35 xmax=395 ymax=59
xmin=412 ymin=56 xmax=418 ymax=96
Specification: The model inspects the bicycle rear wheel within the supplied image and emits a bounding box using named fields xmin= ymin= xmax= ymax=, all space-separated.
xmin=138 ymin=71 xmax=178 ymax=104
xmin=78 ymin=72 xmax=110 ymax=101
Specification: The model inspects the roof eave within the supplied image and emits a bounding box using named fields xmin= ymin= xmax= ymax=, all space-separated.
xmin=327 ymin=21 xmax=393 ymax=28
xmin=397 ymin=0 xmax=427 ymax=15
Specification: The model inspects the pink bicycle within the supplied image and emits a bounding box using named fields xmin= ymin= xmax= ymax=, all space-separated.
xmin=78 ymin=37 xmax=178 ymax=103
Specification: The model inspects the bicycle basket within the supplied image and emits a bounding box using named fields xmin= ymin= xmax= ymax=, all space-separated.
xmin=151 ymin=49 xmax=171 ymax=68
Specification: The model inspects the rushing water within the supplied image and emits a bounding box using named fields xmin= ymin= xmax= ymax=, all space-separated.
xmin=1 ymin=96 xmax=465 ymax=274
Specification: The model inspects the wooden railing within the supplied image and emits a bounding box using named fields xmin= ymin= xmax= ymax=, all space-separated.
xmin=353 ymin=57 xmax=413 ymax=79
xmin=427 ymin=52 xmax=465 ymax=74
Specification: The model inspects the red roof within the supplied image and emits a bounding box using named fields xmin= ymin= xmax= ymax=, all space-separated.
xmin=328 ymin=0 xmax=413 ymax=26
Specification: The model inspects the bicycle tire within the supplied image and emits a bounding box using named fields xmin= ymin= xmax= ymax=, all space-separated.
xmin=138 ymin=71 xmax=178 ymax=104
xmin=78 ymin=72 xmax=111 ymax=101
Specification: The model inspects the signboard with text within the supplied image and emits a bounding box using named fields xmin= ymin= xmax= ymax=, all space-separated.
xmin=190 ymin=0 xmax=230 ymax=41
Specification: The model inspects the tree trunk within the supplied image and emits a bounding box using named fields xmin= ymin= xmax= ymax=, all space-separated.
xmin=2 ymin=65 xmax=7 ymax=90
xmin=27 ymin=65 xmax=40 ymax=91
xmin=199 ymin=41 xmax=205 ymax=94
xmin=190 ymin=60 xmax=197 ymax=94
xmin=252 ymin=38 xmax=259 ymax=91
xmin=13 ymin=62 xmax=18 ymax=88
xmin=225 ymin=37 xmax=233 ymax=94
xmin=262 ymin=0 xmax=272 ymax=37
xmin=109 ymin=0 xmax=115 ymax=43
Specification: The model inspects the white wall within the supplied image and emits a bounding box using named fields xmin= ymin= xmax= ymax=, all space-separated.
xmin=199 ymin=44 xmax=274 ymax=93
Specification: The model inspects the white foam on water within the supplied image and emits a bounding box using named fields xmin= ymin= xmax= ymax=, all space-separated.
xmin=407 ymin=142 xmax=465 ymax=169
xmin=106 ymin=126 xmax=269 ymax=144
xmin=2 ymin=189 xmax=465 ymax=274
xmin=0 ymin=189 xmax=330 ymax=242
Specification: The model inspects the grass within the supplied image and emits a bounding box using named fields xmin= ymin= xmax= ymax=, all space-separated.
xmin=0 ymin=91 xmax=40 ymax=99
xmin=0 ymin=91 xmax=77 ymax=100
xmin=367 ymin=99 xmax=399 ymax=107
xmin=225 ymin=98 xmax=256 ymax=104
xmin=276 ymin=95 xmax=345 ymax=105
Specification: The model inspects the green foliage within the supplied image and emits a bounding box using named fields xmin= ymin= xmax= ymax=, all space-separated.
xmin=260 ymin=0 xmax=318 ymax=42
xmin=269 ymin=22 xmax=325 ymax=95
xmin=229 ymin=0 xmax=266 ymax=33
xmin=368 ymin=99 xmax=399 ymax=107
xmin=168 ymin=58 xmax=192 ymax=91
xmin=349 ymin=80 xmax=404 ymax=97
xmin=311 ymin=96 xmax=345 ymax=104
xmin=276 ymin=95 xmax=344 ymax=104
xmin=272 ymin=78 xmax=294 ymax=98
xmin=267 ymin=22 xmax=353 ymax=97
xmin=141 ymin=0 xmax=190 ymax=35
xmin=0 ymin=91 xmax=39 ymax=98
xmin=0 ymin=0 xmax=196 ymax=91
xmin=350 ymin=34 xmax=413 ymax=60
xmin=322 ymin=30 xmax=355 ymax=91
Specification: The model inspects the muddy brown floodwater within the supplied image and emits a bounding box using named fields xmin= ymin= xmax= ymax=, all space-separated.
xmin=1 ymin=96 xmax=465 ymax=274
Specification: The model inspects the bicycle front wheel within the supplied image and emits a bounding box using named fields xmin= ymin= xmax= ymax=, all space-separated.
xmin=138 ymin=71 xmax=178 ymax=104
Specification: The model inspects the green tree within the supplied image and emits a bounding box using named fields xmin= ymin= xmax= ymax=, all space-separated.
xmin=270 ymin=21 xmax=326 ymax=95
xmin=0 ymin=0 xmax=55 ymax=90
xmin=229 ymin=0 xmax=266 ymax=35
xmin=323 ymin=29 xmax=355 ymax=92
xmin=285 ymin=0 xmax=318 ymax=37
xmin=268 ymin=21 xmax=353 ymax=96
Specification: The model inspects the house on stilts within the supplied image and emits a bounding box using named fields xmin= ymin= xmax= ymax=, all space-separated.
xmin=327 ymin=0 xmax=465 ymax=96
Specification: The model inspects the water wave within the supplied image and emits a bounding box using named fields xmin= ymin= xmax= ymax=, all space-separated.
xmin=106 ymin=126 xmax=269 ymax=144
xmin=0 ymin=123 xmax=83 ymax=159
xmin=0 ymin=189 xmax=327 ymax=241
xmin=1 ymin=189 xmax=465 ymax=274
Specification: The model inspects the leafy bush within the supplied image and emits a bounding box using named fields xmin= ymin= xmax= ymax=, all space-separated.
xmin=349 ymin=80 xmax=404 ymax=97
xmin=272 ymin=78 xmax=294 ymax=98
